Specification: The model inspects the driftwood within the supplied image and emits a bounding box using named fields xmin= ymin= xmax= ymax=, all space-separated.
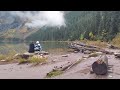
xmin=84 ymin=50 xmax=92 ymax=54
xmin=107 ymin=44 xmax=120 ymax=49
xmin=53 ymin=58 xmax=84 ymax=72
xmin=114 ymin=53 xmax=120 ymax=58
xmin=47 ymin=57 xmax=86 ymax=77
xmin=69 ymin=42 xmax=114 ymax=54
xmin=92 ymin=55 xmax=108 ymax=75
xmin=35 ymin=51 xmax=49 ymax=55
xmin=62 ymin=55 xmax=68 ymax=57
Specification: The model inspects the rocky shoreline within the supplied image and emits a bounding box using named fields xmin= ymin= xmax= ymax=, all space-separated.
xmin=0 ymin=46 xmax=120 ymax=79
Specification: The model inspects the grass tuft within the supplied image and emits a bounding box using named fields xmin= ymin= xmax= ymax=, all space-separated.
xmin=46 ymin=69 xmax=63 ymax=78
xmin=111 ymin=33 xmax=120 ymax=48
xmin=29 ymin=56 xmax=47 ymax=65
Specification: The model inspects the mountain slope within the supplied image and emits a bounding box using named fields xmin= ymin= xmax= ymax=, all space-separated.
xmin=0 ymin=11 xmax=120 ymax=42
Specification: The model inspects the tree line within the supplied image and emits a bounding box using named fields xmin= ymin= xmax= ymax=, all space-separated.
xmin=25 ymin=11 xmax=120 ymax=42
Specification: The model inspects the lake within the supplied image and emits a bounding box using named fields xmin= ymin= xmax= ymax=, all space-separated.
xmin=0 ymin=41 xmax=69 ymax=55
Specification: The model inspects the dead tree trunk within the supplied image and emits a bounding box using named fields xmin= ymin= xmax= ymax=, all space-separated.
xmin=69 ymin=42 xmax=114 ymax=54
xmin=92 ymin=55 xmax=108 ymax=75
xmin=53 ymin=58 xmax=84 ymax=72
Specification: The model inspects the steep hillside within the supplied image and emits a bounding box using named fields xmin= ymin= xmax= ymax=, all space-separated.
xmin=0 ymin=12 xmax=39 ymax=41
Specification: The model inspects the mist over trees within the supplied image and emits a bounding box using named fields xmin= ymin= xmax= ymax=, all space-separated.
xmin=25 ymin=11 xmax=120 ymax=41
xmin=26 ymin=11 xmax=120 ymax=42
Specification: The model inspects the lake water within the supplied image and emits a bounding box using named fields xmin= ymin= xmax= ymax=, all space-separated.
xmin=0 ymin=41 xmax=69 ymax=55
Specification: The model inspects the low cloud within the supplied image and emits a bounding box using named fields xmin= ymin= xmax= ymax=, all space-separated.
xmin=10 ymin=11 xmax=66 ymax=28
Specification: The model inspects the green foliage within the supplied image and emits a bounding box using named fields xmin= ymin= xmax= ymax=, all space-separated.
xmin=80 ymin=34 xmax=84 ymax=40
xmin=1 ymin=11 xmax=120 ymax=42
xmin=112 ymin=33 xmax=120 ymax=47
xmin=0 ymin=50 xmax=17 ymax=62
xmin=29 ymin=56 xmax=47 ymax=64
xmin=89 ymin=32 xmax=94 ymax=40
xmin=46 ymin=70 xmax=63 ymax=78
xmin=18 ymin=58 xmax=30 ymax=64
xmin=18 ymin=56 xmax=47 ymax=65
xmin=25 ymin=11 xmax=120 ymax=42
xmin=0 ymin=54 xmax=6 ymax=60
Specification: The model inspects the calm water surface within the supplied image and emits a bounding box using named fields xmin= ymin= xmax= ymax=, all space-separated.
xmin=0 ymin=41 xmax=69 ymax=54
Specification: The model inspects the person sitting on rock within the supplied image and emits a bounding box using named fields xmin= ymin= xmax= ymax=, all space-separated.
xmin=28 ymin=42 xmax=35 ymax=53
xmin=34 ymin=41 xmax=42 ymax=52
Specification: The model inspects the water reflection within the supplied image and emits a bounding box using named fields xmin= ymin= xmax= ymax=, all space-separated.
xmin=0 ymin=41 xmax=69 ymax=54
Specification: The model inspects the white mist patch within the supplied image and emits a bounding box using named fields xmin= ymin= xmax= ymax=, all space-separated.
xmin=10 ymin=11 xmax=66 ymax=28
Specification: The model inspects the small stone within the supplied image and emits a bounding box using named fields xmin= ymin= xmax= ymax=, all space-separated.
xmin=108 ymin=75 xmax=113 ymax=78
xmin=96 ymin=52 xmax=103 ymax=55
xmin=54 ymin=66 xmax=57 ymax=69
xmin=90 ymin=71 xmax=94 ymax=74
xmin=62 ymin=55 xmax=68 ymax=57
xmin=84 ymin=50 xmax=92 ymax=54
xmin=82 ymin=55 xmax=89 ymax=58
xmin=52 ymin=60 xmax=56 ymax=62
xmin=1 ymin=60 xmax=6 ymax=62
xmin=74 ymin=51 xmax=79 ymax=53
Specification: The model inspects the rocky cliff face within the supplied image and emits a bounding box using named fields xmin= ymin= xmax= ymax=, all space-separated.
xmin=0 ymin=11 xmax=24 ymax=31
xmin=0 ymin=11 xmax=67 ymax=41
xmin=0 ymin=11 xmax=33 ymax=40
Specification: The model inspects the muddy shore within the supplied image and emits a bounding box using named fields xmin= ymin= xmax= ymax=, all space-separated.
xmin=0 ymin=49 xmax=120 ymax=79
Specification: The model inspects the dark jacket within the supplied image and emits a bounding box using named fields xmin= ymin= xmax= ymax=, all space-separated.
xmin=28 ymin=43 xmax=35 ymax=53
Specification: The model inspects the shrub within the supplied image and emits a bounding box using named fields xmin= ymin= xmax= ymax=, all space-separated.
xmin=46 ymin=70 xmax=63 ymax=78
xmin=86 ymin=40 xmax=107 ymax=48
xmin=29 ymin=56 xmax=47 ymax=65
xmin=111 ymin=33 xmax=120 ymax=47
xmin=0 ymin=54 xmax=6 ymax=60
xmin=18 ymin=58 xmax=30 ymax=64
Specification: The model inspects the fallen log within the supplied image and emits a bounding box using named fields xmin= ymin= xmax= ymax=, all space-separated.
xmin=35 ymin=51 xmax=49 ymax=55
xmin=107 ymin=44 xmax=120 ymax=49
xmin=46 ymin=58 xmax=84 ymax=78
xmin=69 ymin=42 xmax=114 ymax=54
xmin=70 ymin=44 xmax=100 ymax=52
xmin=84 ymin=50 xmax=92 ymax=54
xmin=114 ymin=53 xmax=120 ymax=58
xmin=53 ymin=58 xmax=84 ymax=72
xmin=53 ymin=62 xmax=73 ymax=71
xmin=92 ymin=55 xmax=108 ymax=75
xmin=72 ymin=42 xmax=99 ymax=48
xmin=64 ymin=59 xmax=83 ymax=71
